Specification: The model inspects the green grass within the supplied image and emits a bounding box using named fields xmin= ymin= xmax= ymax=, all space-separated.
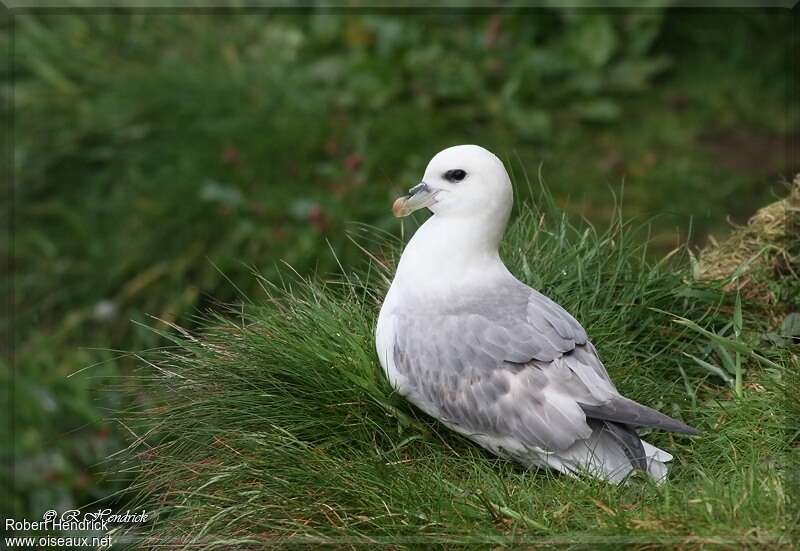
xmin=115 ymin=189 xmax=794 ymax=548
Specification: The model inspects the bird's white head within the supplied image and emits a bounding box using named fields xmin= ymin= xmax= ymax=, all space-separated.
xmin=393 ymin=145 xmax=513 ymax=224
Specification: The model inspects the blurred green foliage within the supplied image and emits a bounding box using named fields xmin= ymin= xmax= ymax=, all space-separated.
xmin=5 ymin=9 xmax=795 ymax=519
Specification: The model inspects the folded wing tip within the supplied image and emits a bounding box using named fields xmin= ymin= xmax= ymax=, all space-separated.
xmin=580 ymin=396 xmax=701 ymax=437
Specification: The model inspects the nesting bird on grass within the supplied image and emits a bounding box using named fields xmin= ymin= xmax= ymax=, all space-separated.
xmin=375 ymin=145 xmax=698 ymax=484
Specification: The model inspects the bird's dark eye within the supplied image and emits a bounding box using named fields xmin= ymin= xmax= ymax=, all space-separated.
xmin=444 ymin=169 xmax=467 ymax=183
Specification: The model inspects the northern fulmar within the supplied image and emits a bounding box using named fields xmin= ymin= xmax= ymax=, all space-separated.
xmin=375 ymin=144 xmax=697 ymax=484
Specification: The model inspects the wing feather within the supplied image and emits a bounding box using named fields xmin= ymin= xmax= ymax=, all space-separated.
xmin=580 ymin=396 xmax=700 ymax=435
xmin=389 ymin=278 xmax=697 ymax=459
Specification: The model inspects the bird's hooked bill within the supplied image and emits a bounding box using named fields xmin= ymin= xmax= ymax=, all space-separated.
xmin=392 ymin=182 xmax=437 ymax=218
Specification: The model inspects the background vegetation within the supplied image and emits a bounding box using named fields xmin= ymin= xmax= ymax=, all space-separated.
xmin=5 ymin=6 xmax=797 ymax=540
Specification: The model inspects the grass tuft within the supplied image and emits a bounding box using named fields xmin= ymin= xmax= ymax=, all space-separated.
xmin=115 ymin=188 xmax=793 ymax=547
xmin=697 ymin=175 xmax=800 ymax=321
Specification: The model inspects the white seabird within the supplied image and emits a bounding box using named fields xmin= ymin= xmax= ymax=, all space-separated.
xmin=376 ymin=144 xmax=697 ymax=484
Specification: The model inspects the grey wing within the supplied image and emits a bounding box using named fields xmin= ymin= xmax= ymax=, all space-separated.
xmin=392 ymin=281 xmax=609 ymax=452
xmin=392 ymin=280 xmax=696 ymax=454
xmin=394 ymin=313 xmax=593 ymax=452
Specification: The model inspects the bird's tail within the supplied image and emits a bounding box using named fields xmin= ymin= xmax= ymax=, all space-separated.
xmin=542 ymin=423 xmax=673 ymax=484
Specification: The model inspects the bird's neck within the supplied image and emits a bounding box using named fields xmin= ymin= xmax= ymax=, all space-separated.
xmin=393 ymin=214 xmax=510 ymax=292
